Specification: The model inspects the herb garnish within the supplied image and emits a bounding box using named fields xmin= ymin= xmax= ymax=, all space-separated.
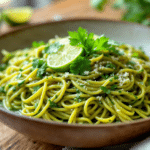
xmin=33 ymin=86 xmax=41 ymax=94
xmin=100 ymin=86 xmax=111 ymax=94
xmin=42 ymin=42 xmax=63 ymax=54
xmin=32 ymin=41 xmax=45 ymax=48
xmin=70 ymin=56 xmax=91 ymax=75
xmin=17 ymin=73 xmax=22 ymax=79
xmin=49 ymin=99 xmax=58 ymax=108
xmin=0 ymin=86 xmax=5 ymax=93
xmin=18 ymin=80 xmax=25 ymax=87
xmin=111 ymin=84 xmax=117 ymax=90
xmin=68 ymin=27 xmax=122 ymax=75
xmin=0 ymin=64 xmax=7 ymax=71
xmin=32 ymin=59 xmax=47 ymax=78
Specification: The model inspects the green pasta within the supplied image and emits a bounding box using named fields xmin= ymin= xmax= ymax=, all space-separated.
xmin=0 ymin=27 xmax=150 ymax=124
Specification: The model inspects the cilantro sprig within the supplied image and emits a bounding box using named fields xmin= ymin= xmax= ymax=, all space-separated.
xmin=49 ymin=99 xmax=58 ymax=108
xmin=32 ymin=59 xmax=47 ymax=78
xmin=70 ymin=56 xmax=91 ymax=75
xmin=68 ymin=27 xmax=121 ymax=75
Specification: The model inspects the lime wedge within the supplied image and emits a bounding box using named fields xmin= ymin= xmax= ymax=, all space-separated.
xmin=47 ymin=38 xmax=83 ymax=72
xmin=2 ymin=7 xmax=33 ymax=26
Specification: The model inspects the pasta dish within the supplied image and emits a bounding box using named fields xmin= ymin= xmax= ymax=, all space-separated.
xmin=0 ymin=27 xmax=150 ymax=124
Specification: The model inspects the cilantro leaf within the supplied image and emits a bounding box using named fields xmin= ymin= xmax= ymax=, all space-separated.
xmin=94 ymin=35 xmax=110 ymax=52
xmin=49 ymin=99 xmax=58 ymax=108
xmin=16 ymin=73 xmax=22 ymax=79
xmin=100 ymin=86 xmax=111 ymax=94
xmin=0 ymin=64 xmax=7 ymax=71
xmin=32 ymin=41 xmax=45 ymax=48
xmin=18 ymin=80 xmax=25 ymax=87
xmin=37 ymin=63 xmax=47 ymax=78
xmin=105 ymin=63 xmax=116 ymax=69
xmin=111 ymin=84 xmax=117 ymax=90
xmin=42 ymin=42 xmax=63 ymax=54
xmin=33 ymin=86 xmax=41 ymax=93
xmin=68 ymin=27 xmax=94 ymax=56
xmin=70 ymin=56 xmax=91 ymax=75
xmin=32 ymin=59 xmax=47 ymax=78
xmin=0 ymin=86 xmax=5 ymax=93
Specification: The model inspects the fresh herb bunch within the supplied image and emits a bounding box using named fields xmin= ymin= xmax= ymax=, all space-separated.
xmin=91 ymin=0 xmax=150 ymax=25
xmin=68 ymin=27 xmax=121 ymax=75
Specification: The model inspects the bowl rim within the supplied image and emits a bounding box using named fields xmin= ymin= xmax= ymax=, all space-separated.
xmin=0 ymin=18 xmax=150 ymax=128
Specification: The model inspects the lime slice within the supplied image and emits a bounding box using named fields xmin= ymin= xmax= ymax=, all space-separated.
xmin=2 ymin=7 xmax=33 ymax=26
xmin=47 ymin=38 xmax=83 ymax=72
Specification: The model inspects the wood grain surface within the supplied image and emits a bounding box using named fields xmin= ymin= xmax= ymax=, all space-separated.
xmin=0 ymin=0 xmax=124 ymax=150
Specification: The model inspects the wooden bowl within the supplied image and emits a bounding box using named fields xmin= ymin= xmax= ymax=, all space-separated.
xmin=0 ymin=19 xmax=150 ymax=148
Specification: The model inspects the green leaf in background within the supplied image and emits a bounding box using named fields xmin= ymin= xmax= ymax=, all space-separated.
xmin=91 ymin=0 xmax=150 ymax=26
xmin=91 ymin=0 xmax=108 ymax=11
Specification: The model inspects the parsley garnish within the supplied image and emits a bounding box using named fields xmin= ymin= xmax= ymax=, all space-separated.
xmin=8 ymin=84 xmax=12 ymax=88
xmin=100 ymin=86 xmax=111 ymax=94
xmin=17 ymin=73 xmax=22 ymax=79
xmin=13 ymin=86 xmax=16 ymax=91
xmin=102 ymin=74 xmax=110 ymax=79
xmin=43 ymin=42 xmax=63 ymax=54
xmin=105 ymin=63 xmax=116 ymax=69
xmin=49 ymin=99 xmax=58 ymax=108
xmin=32 ymin=59 xmax=47 ymax=78
xmin=0 ymin=64 xmax=7 ymax=71
xmin=35 ymin=103 xmax=38 ymax=109
xmin=138 ymin=69 xmax=144 ymax=73
xmin=74 ymin=95 xmax=84 ymax=102
xmin=118 ymin=90 xmax=122 ymax=93
xmin=25 ymin=53 xmax=28 ymax=57
xmin=32 ymin=41 xmax=45 ymax=48
xmin=114 ymin=75 xmax=118 ymax=79
xmin=76 ymin=88 xmax=80 ymax=93
xmin=18 ymin=80 xmax=25 ymax=87
xmin=68 ymin=27 xmax=123 ymax=75
xmin=0 ymin=86 xmax=5 ymax=93
xmin=70 ymin=56 xmax=91 ymax=75
xmin=111 ymin=84 xmax=117 ymax=90
xmin=132 ymin=52 xmax=139 ymax=58
xmin=33 ymin=86 xmax=41 ymax=93
xmin=19 ymin=68 xmax=23 ymax=71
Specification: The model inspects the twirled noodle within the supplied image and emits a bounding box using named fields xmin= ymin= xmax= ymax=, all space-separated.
xmin=0 ymin=36 xmax=150 ymax=125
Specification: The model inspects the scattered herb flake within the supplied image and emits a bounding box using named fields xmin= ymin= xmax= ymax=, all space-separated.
xmin=100 ymin=86 xmax=111 ymax=94
xmin=49 ymin=99 xmax=58 ymax=108
xmin=33 ymin=86 xmax=41 ymax=93
xmin=17 ymin=73 xmax=22 ymax=79
xmin=0 ymin=86 xmax=5 ymax=93
xmin=111 ymin=84 xmax=117 ymax=90
xmin=8 ymin=84 xmax=12 ymax=88
xmin=19 ymin=68 xmax=23 ymax=71
xmin=18 ymin=80 xmax=25 ymax=87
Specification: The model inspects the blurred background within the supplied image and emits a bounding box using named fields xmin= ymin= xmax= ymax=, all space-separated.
xmin=0 ymin=0 xmax=150 ymax=34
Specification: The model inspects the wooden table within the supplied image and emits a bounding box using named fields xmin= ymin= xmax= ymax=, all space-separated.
xmin=1 ymin=0 xmax=149 ymax=150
